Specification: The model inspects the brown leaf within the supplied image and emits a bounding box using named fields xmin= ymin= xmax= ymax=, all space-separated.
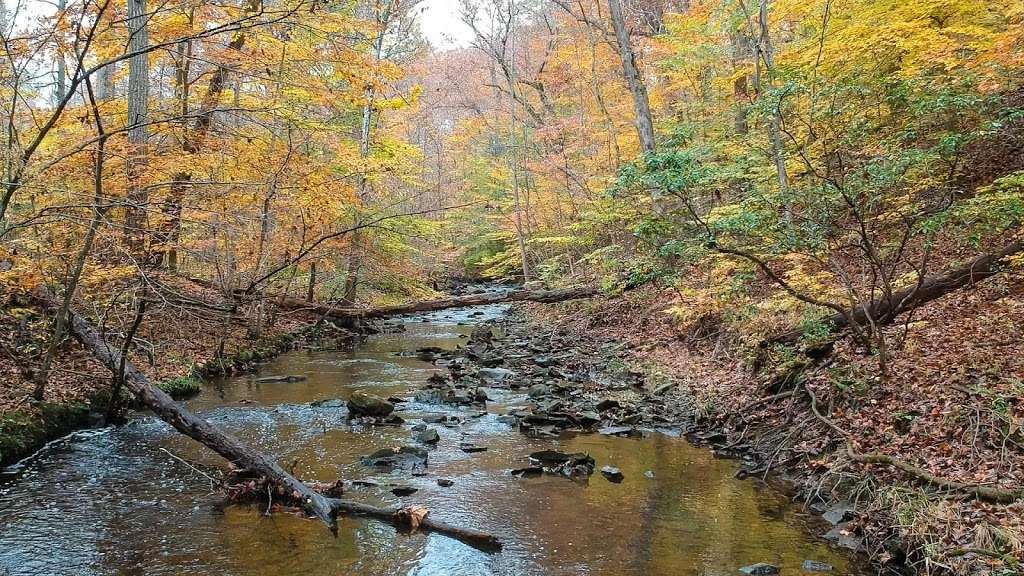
xmin=397 ymin=505 xmax=430 ymax=531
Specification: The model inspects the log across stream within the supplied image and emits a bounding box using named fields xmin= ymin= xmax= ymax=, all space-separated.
xmin=0 ymin=301 xmax=864 ymax=575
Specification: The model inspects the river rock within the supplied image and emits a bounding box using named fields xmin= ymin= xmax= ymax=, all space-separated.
xmin=496 ymin=414 xmax=518 ymax=425
xmin=738 ymin=563 xmax=779 ymax=575
xmin=348 ymin=392 xmax=394 ymax=417
xmin=473 ymin=388 xmax=489 ymax=402
xmin=361 ymin=446 xmax=428 ymax=473
xmin=391 ymin=486 xmax=418 ymax=497
xmin=411 ymin=423 xmax=427 ymax=432
xmin=478 ymin=367 xmax=515 ymax=384
xmin=421 ymin=414 xmax=447 ymax=423
xmin=255 ymin=375 xmax=307 ymax=383
xmin=310 ymin=398 xmax=345 ymax=408
xmin=437 ymin=478 xmax=454 ymax=487
xmin=822 ymin=501 xmax=855 ymax=525
xmin=415 ymin=428 xmax=440 ymax=444
xmin=528 ymin=450 xmax=595 ymax=475
xmin=533 ymin=356 xmax=558 ymax=368
xmin=601 ymin=466 xmax=624 ymax=483
xmin=511 ymin=466 xmax=544 ymax=477
xmin=802 ymin=560 xmax=833 ymax=572
xmin=460 ymin=443 xmax=487 ymax=453
xmin=595 ymin=398 xmax=620 ymax=412
xmin=823 ymin=523 xmax=863 ymax=551
xmin=527 ymin=384 xmax=551 ymax=398
xmin=598 ymin=425 xmax=634 ymax=436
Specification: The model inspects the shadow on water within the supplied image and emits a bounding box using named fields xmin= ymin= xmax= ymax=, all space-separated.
xmin=0 ymin=302 xmax=864 ymax=576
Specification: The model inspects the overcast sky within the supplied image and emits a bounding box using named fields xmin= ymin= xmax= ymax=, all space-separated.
xmin=11 ymin=0 xmax=473 ymax=50
xmin=418 ymin=0 xmax=474 ymax=49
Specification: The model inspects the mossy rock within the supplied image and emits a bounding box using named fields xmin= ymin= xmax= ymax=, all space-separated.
xmin=0 ymin=402 xmax=91 ymax=466
xmin=158 ymin=376 xmax=203 ymax=400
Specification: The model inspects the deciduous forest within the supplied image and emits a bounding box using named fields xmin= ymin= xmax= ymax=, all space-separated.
xmin=0 ymin=0 xmax=1021 ymax=574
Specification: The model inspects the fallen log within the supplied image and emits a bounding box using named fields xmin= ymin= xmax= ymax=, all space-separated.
xmin=766 ymin=239 xmax=1023 ymax=345
xmin=48 ymin=295 xmax=502 ymax=549
xmin=277 ymin=286 xmax=599 ymax=320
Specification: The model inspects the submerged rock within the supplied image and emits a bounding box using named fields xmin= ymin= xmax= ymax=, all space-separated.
xmin=347 ymin=392 xmax=394 ymax=417
xmin=361 ymin=446 xmax=428 ymax=473
xmin=254 ymin=375 xmax=307 ymax=383
xmin=738 ymin=563 xmax=779 ymax=575
xmin=390 ymin=486 xmax=418 ymax=497
xmin=600 ymin=465 xmax=624 ymax=483
xmin=436 ymin=478 xmax=454 ymax=487
xmin=802 ymin=560 xmax=833 ymax=572
xmin=460 ymin=443 xmax=488 ymax=453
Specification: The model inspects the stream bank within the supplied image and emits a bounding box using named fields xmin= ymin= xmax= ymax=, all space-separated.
xmin=513 ymin=283 xmax=1024 ymax=576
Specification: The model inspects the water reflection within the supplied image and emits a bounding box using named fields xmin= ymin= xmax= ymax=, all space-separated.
xmin=0 ymin=304 xmax=860 ymax=575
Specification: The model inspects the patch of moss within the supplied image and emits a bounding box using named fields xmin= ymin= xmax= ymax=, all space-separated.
xmin=0 ymin=402 xmax=91 ymax=466
xmin=158 ymin=376 xmax=203 ymax=399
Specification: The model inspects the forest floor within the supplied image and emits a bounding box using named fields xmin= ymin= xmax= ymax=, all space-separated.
xmin=0 ymin=275 xmax=348 ymax=466
xmin=506 ymin=276 xmax=1024 ymax=576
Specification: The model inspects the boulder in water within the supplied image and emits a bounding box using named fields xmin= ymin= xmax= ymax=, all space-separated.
xmin=347 ymin=392 xmax=394 ymax=417
xmin=415 ymin=428 xmax=440 ymax=444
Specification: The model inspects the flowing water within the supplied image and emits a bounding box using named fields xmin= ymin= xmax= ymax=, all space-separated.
xmin=0 ymin=303 xmax=863 ymax=576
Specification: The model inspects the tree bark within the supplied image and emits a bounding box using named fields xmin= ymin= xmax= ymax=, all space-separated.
xmin=278 ymin=286 xmax=599 ymax=321
xmin=767 ymin=239 xmax=1024 ymax=345
xmin=124 ymin=0 xmax=150 ymax=255
xmin=607 ymin=0 xmax=655 ymax=155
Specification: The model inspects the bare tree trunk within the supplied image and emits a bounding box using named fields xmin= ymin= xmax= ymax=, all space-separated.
xmin=342 ymin=0 xmax=396 ymax=306
xmin=758 ymin=0 xmax=788 ymax=200
xmin=124 ymin=0 xmax=150 ymax=256
xmin=307 ymin=261 xmax=316 ymax=302
xmin=607 ymin=0 xmax=655 ymax=155
xmin=54 ymin=0 xmax=67 ymax=104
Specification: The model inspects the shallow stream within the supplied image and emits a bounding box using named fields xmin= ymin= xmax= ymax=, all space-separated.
xmin=0 ymin=303 xmax=862 ymax=575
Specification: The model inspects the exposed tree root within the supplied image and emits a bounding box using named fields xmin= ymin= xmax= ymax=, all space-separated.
xmin=802 ymin=384 xmax=1023 ymax=504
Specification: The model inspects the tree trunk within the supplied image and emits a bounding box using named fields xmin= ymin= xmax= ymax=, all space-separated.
xmin=277 ymin=286 xmax=598 ymax=321
xmin=124 ymin=0 xmax=150 ymax=256
xmin=767 ymin=240 xmax=1024 ymax=345
xmin=307 ymin=261 xmax=316 ymax=302
xmin=607 ymin=0 xmax=655 ymax=155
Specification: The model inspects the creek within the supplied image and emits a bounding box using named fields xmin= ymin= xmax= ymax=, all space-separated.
xmin=0 ymin=301 xmax=862 ymax=575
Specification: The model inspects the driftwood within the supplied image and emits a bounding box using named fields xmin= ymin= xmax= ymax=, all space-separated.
xmin=50 ymin=296 xmax=503 ymax=550
xmin=277 ymin=286 xmax=599 ymax=320
xmin=767 ymin=239 xmax=1024 ymax=345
